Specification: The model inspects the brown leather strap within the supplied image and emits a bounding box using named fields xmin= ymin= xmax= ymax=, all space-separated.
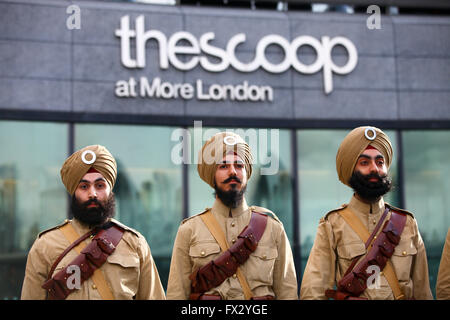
xmin=42 ymin=223 xmax=124 ymax=300
xmin=343 ymin=207 xmax=390 ymax=278
xmin=190 ymin=211 xmax=268 ymax=299
xmin=47 ymin=227 xmax=96 ymax=281
xmin=336 ymin=209 xmax=407 ymax=299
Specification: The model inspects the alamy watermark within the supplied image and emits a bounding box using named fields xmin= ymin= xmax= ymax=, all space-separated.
xmin=367 ymin=5 xmax=381 ymax=30
xmin=170 ymin=121 xmax=280 ymax=175
xmin=66 ymin=5 xmax=81 ymax=30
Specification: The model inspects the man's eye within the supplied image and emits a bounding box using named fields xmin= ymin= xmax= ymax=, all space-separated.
xmin=236 ymin=164 xmax=244 ymax=169
xmin=220 ymin=165 xmax=227 ymax=169
xmin=79 ymin=185 xmax=87 ymax=189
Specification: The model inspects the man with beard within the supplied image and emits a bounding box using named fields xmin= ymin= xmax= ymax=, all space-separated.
xmin=21 ymin=145 xmax=165 ymax=300
xmin=300 ymin=126 xmax=432 ymax=300
xmin=166 ymin=132 xmax=298 ymax=300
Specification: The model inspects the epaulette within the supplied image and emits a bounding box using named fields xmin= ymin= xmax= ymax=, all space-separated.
xmin=321 ymin=203 xmax=348 ymax=223
xmin=181 ymin=208 xmax=211 ymax=225
xmin=109 ymin=218 xmax=141 ymax=237
xmin=38 ymin=219 xmax=70 ymax=238
xmin=385 ymin=203 xmax=415 ymax=218
xmin=250 ymin=206 xmax=282 ymax=224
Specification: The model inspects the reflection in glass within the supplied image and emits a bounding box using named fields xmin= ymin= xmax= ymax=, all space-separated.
xmin=0 ymin=120 xmax=68 ymax=299
xmin=403 ymin=130 xmax=450 ymax=296
xmin=75 ymin=124 xmax=183 ymax=289
xmin=297 ymin=129 xmax=399 ymax=280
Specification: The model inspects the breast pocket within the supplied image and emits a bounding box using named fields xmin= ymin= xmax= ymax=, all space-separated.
xmin=107 ymin=253 xmax=140 ymax=299
xmin=391 ymin=238 xmax=417 ymax=281
xmin=336 ymin=242 xmax=366 ymax=276
xmin=246 ymin=245 xmax=278 ymax=286
xmin=189 ymin=241 xmax=221 ymax=270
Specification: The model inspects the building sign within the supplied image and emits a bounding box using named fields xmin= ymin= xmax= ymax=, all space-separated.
xmin=114 ymin=15 xmax=358 ymax=101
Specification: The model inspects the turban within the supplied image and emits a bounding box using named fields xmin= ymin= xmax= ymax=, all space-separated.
xmin=197 ymin=132 xmax=253 ymax=188
xmin=336 ymin=126 xmax=393 ymax=187
xmin=60 ymin=145 xmax=117 ymax=195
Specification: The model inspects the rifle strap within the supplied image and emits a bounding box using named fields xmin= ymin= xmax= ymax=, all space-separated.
xmin=339 ymin=207 xmax=405 ymax=300
xmin=200 ymin=210 xmax=259 ymax=300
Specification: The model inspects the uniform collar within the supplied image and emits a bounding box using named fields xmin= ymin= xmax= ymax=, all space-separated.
xmin=348 ymin=194 xmax=385 ymax=215
xmin=71 ymin=217 xmax=112 ymax=234
xmin=71 ymin=218 xmax=93 ymax=234
xmin=212 ymin=197 xmax=249 ymax=218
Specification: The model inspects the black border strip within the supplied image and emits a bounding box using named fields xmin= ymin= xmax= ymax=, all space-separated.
xmin=1 ymin=109 xmax=450 ymax=130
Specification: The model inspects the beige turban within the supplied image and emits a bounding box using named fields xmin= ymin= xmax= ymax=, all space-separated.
xmin=197 ymin=132 xmax=253 ymax=188
xmin=60 ymin=145 xmax=117 ymax=195
xmin=336 ymin=126 xmax=393 ymax=187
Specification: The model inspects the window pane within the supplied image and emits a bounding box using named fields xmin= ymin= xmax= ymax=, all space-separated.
xmin=187 ymin=127 xmax=293 ymax=241
xmin=75 ymin=124 xmax=183 ymax=289
xmin=0 ymin=120 xmax=68 ymax=299
xmin=297 ymin=129 xmax=399 ymax=279
xmin=403 ymin=130 xmax=450 ymax=296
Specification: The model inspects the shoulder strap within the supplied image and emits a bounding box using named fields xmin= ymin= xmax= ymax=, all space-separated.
xmin=47 ymin=225 xmax=94 ymax=281
xmin=200 ymin=211 xmax=230 ymax=252
xmin=44 ymin=223 xmax=122 ymax=300
xmin=199 ymin=211 xmax=267 ymax=300
xmin=338 ymin=207 xmax=405 ymax=300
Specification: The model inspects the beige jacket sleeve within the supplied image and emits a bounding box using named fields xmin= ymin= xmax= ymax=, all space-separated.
xmin=166 ymin=221 xmax=193 ymax=299
xmin=21 ymin=237 xmax=49 ymax=300
xmin=300 ymin=218 xmax=336 ymax=300
xmin=135 ymin=237 xmax=166 ymax=300
xmin=436 ymin=228 xmax=450 ymax=300
xmin=410 ymin=219 xmax=433 ymax=300
xmin=272 ymin=223 xmax=298 ymax=299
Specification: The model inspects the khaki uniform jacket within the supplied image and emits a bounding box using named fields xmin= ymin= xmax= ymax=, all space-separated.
xmin=21 ymin=218 xmax=166 ymax=300
xmin=436 ymin=227 xmax=450 ymax=299
xmin=166 ymin=198 xmax=298 ymax=300
xmin=300 ymin=195 xmax=433 ymax=300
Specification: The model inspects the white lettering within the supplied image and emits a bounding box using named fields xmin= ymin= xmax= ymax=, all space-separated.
xmin=168 ymin=31 xmax=201 ymax=70
xmin=199 ymin=32 xmax=229 ymax=72
xmin=115 ymin=16 xmax=359 ymax=94
xmin=115 ymin=16 xmax=137 ymax=68
xmin=136 ymin=15 xmax=168 ymax=69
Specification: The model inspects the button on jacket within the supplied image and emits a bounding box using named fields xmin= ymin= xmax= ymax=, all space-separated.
xmin=21 ymin=218 xmax=166 ymax=300
xmin=166 ymin=198 xmax=298 ymax=300
xmin=300 ymin=195 xmax=433 ymax=300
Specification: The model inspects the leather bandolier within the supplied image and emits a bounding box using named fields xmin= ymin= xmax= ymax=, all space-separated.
xmin=189 ymin=211 xmax=271 ymax=300
xmin=42 ymin=223 xmax=124 ymax=300
xmin=326 ymin=208 xmax=407 ymax=300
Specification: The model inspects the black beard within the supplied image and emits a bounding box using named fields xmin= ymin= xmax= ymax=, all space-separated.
xmin=214 ymin=177 xmax=246 ymax=209
xmin=70 ymin=193 xmax=116 ymax=227
xmin=349 ymin=171 xmax=392 ymax=202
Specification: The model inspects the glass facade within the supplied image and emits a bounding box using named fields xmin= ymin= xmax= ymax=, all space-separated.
xmin=0 ymin=120 xmax=449 ymax=299
xmin=403 ymin=131 xmax=450 ymax=294
xmin=0 ymin=121 xmax=68 ymax=299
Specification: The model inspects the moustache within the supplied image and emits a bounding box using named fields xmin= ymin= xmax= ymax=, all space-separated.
xmin=82 ymin=198 xmax=103 ymax=209
xmin=363 ymin=172 xmax=387 ymax=183
xmin=223 ymin=176 xmax=242 ymax=184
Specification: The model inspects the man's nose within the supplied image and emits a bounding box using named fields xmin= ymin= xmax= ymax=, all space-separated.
xmin=88 ymin=186 xmax=97 ymax=198
xmin=368 ymin=160 xmax=379 ymax=173
xmin=229 ymin=164 xmax=237 ymax=175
